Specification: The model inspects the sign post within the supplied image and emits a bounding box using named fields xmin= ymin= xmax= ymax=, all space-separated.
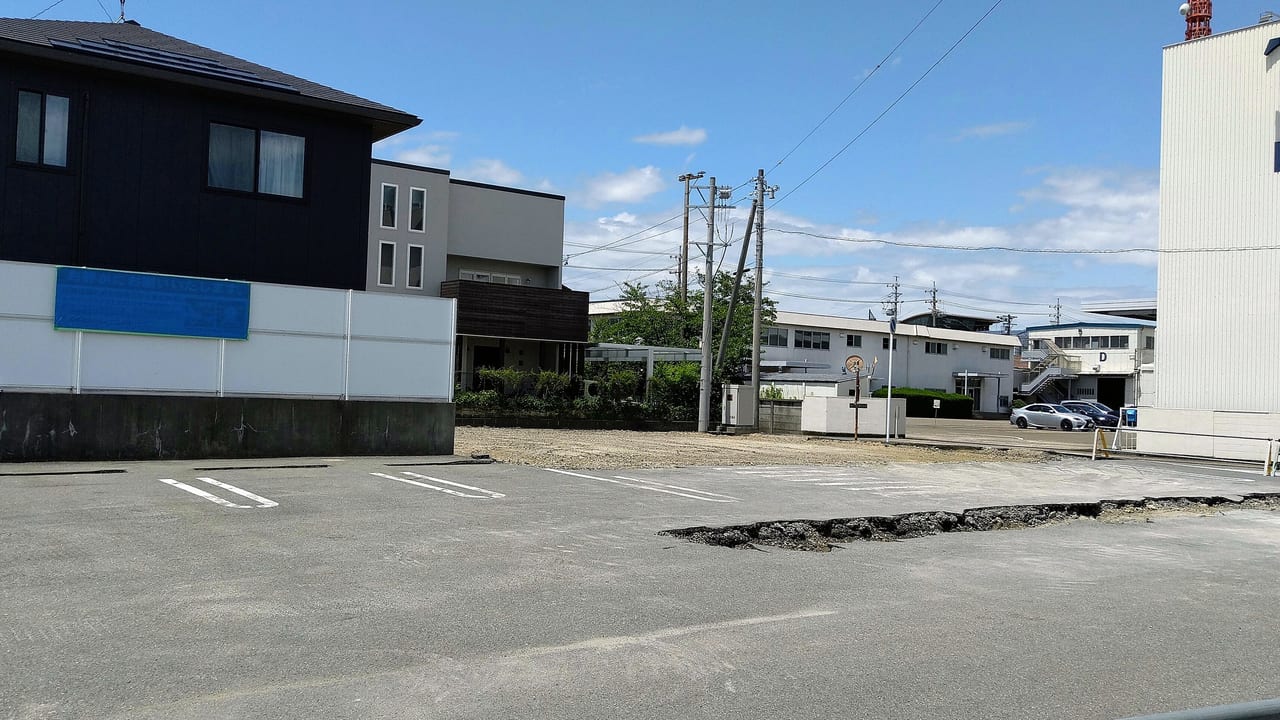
xmin=933 ymin=397 xmax=940 ymax=425
xmin=885 ymin=319 xmax=896 ymax=442
xmin=845 ymin=355 xmax=864 ymax=440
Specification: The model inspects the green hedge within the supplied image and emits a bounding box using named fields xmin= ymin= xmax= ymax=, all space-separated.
xmin=871 ymin=386 xmax=973 ymax=419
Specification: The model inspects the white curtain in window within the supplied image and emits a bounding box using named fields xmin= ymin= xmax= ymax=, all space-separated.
xmin=259 ymin=131 xmax=305 ymax=197
xmin=43 ymin=95 xmax=69 ymax=167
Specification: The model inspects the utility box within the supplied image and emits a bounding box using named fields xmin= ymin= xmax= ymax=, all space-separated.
xmin=722 ymin=384 xmax=757 ymax=427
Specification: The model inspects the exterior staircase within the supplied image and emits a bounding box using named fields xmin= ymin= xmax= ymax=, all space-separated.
xmin=1018 ymin=339 xmax=1079 ymax=397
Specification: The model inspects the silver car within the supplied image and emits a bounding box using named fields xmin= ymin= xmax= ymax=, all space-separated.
xmin=1010 ymin=403 xmax=1095 ymax=431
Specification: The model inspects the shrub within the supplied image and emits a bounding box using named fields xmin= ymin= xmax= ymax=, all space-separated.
xmin=455 ymin=389 xmax=501 ymax=411
xmin=871 ymin=386 xmax=973 ymax=419
xmin=476 ymin=367 xmax=527 ymax=397
xmin=648 ymin=361 xmax=699 ymax=419
xmin=760 ymin=385 xmax=785 ymax=400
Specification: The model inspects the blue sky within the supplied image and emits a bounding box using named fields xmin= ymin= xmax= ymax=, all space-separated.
xmin=20 ymin=0 xmax=1258 ymax=328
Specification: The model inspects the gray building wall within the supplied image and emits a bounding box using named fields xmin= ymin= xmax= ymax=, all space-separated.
xmin=447 ymin=181 xmax=564 ymax=286
xmin=367 ymin=162 xmax=566 ymax=294
xmin=368 ymin=161 xmax=451 ymax=295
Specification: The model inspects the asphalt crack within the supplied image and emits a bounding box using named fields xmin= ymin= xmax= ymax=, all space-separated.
xmin=659 ymin=493 xmax=1280 ymax=552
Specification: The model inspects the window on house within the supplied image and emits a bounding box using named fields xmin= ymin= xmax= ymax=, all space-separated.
xmin=378 ymin=242 xmax=395 ymax=287
xmin=764 ymin=328 xmax=788 ymax=347
xmin=1146 ymin=336 xmax=1155 ymax=350
xmin=381 ymin=184 xmax=398 ymax=229
xmin=460 ymin=270 xmax=523 ymax=285
xmin=17 ymin=90 xmax=70 ymax=167
xmin=794 ymin=330 xmax=830 ymax=350
xmin=208 ymin=123 xmax=305 ymax=197
xmin=882 ymin=337 xmax=897 ymax=350
xmin=990 ymin=347 xmax=1011 ymax=360
xmin=846 ymin=334 xmax=862 ymax=347
xmin=1114 ymin=336 xmax=1129 ymax=349
xmin=925 ymin=341 xmax=948 ymax=355
xmin=407 ymin=244 xmax=424 ymax=289
xmin=409 ymin=187 xmax=426 ymax=232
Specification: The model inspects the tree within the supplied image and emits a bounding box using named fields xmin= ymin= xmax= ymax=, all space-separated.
xmin=590 ymin=272 xmax=776 ymax=383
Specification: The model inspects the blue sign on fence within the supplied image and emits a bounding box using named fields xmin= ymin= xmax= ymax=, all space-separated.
xmin=54 ymin=267 xmax=251 ymax=340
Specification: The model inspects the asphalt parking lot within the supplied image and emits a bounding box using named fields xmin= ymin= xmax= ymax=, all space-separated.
xmin=2 ymin=453 xmax=1278 ymax=719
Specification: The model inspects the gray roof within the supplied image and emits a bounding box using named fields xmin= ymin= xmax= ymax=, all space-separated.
xmin=0 ymin=18 xmax=419 ymax=139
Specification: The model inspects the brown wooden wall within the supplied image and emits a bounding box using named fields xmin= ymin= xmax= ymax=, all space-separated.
xmin=440 ymin=280 xmax=588 ymax=342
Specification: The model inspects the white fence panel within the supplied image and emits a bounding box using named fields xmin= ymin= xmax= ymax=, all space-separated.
xmin=223 ymin=334 xmax=346 ymax=397
xmin=0 ymin=317 xmax=76 ymax=390
xmin=347 ymin=292 xmax=454 ymax=400
xmin=79 ymin=332 xmax=219 ymax=394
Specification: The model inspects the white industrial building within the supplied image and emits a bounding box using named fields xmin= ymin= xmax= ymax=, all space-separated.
xmin=1022 ymin=322 xmax=1156 ymax=410
xmin=759 ymin=311 xmax=1019 ymax=415
xmin=1140 ymin=17 xmax=1280 ymax=459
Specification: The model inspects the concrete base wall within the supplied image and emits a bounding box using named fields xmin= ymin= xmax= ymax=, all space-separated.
xmin=1136 ymin=407 xmax=1280 ymax=462
xmin=758 ymin=401 xmax=802 ymax=434
xmin=0 ymin=392 xmax=454 ymax=462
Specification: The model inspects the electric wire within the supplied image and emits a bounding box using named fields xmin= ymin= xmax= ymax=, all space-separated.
xmin=765 ymin=226 xmax=1273 ymax=255
xmin=771 ymin=0 xmax=946 ymax=171
xmin=772 ymin=0 xmax=1005 ymax=208
xmin=30 ymin=0 xmax=70 ymax=18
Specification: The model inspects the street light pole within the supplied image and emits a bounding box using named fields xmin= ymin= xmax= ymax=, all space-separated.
xmin=677 ymin=171 xmax=703 ymax=306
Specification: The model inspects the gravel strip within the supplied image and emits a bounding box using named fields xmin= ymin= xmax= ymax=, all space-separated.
xmin=453 ymin=427 xmax=1049 ymax=470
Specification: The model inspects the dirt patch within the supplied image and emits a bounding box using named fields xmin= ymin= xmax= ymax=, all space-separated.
xmin=660 ymin=493 xmax=1280 ymax=552
xmin=453 ymin=427 xmax=1048 ymax=470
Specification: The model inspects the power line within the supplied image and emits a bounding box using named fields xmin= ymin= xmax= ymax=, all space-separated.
xmin=30 ymin=0 xmax=70 ymax=18
xmin=95 ymin=0 xmax=114 ymax=21
xmin=772 ymin=0 xmax=946 ymax=171
xmin=563 ymin=213 xmax=684 ymax=259
xmin=772 ymin=0 xmax=1005 ymax=207
xmin=766 ymin=226 xmax=1280 ymax=255
xmin=565 ymin=264 xmax=672 ymax=272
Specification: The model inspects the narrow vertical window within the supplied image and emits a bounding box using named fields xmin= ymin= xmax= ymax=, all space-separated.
xmin=407 ymin=245 xmax=424 ymax=289
xmin=16 ymin=91 xmax=69 ymax=167
xmin=258 ymin=131 xmax=304 ymax=198
xmin=378 ymin=242 xmax=396 ymax=287
xmin=381 ymin=184 xmax=398 ymax=229
xmin=409 ymin=187 xmax=426 ymax=232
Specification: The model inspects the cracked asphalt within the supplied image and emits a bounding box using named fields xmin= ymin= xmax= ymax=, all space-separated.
xmin=2 ymin=445 xmax=1278 ymax=719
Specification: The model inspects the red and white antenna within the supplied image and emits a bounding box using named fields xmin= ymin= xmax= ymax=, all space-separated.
xmin=1180 ymin=1 xmax=1212 ymax=40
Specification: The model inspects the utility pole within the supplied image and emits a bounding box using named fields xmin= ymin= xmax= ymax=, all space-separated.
xmin=1051 ymin=298 xmax=1062 ymax=326
xmin=885 ymin=275 xmax=900 ymax=443
xmin=696 ymin=176 xmax=725 ymax=434
xmin=677 ymin=171 xmax=704 ymax=305
xmin=928 ymin=282 xmax=939 ymax=326
xmin=997 ymin=313 xmax=1017 ymax=335
xmin=883 ymin=275 xmax=902 ymax=322
xmin=751 ymin=169 xmax=775 ymax=430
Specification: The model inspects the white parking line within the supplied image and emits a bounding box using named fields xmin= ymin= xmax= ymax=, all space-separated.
xmin=158 ymin=478 xmax=277 ymax=509
xmin=198 ymin=477 xmax=278 ymax=508
xmin=370 ymin=472 xmax=505 ymax=499
xmin=544 ymin=468 xmax=737 ymax=502
xmin=613 ymin=475 xmax=741 ymax=501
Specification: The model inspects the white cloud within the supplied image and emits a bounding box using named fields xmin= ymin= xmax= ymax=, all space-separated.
xmin=953 ymin=120 xmax=1031 ymax=141
xmin=458 ymin=159 xmax=524 ymax=186
xmin=579 ymin=166 xmax=666 ymax=206
xmin=394 ymin=144 xmax=452 ymax=167
xmin=632 ymin=126 xmax=707 ymax=146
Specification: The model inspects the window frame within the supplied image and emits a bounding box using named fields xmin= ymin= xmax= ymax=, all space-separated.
xmin=882 ymin=337 xmax=897 ymax=350
xmin=406 ymin=244 xmax=425 ymax=290
xmin=205 ymin=121 xmax=307 ymax=200
xmin=846 ymin=334 xmax=862 ymax=348
xmin=15 ymin=89 xmax=71 ymax=169
xmin=409 ymin=187 xmax=426 ymax=233
xmin=925 ymin=341 xmax=948 ymax=355
xmin=989 ymin=347 xmax=1011 ymax=360
xmin=378 ymin=241 xmax=396 ymax=288
xmin=763 ymin=327 xmax=788 ymax=347
xmin=793 ymin=330 xmax=830 ymax=350
xmin=380 ymin=183 xmax=399 ymax=230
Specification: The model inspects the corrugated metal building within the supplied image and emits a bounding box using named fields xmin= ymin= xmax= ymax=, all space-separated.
xmin=1141 ymin=18 xmax=1280 ymax=458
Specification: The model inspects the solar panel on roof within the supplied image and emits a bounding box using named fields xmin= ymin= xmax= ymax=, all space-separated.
xmin=49 ymin=37 xmax=299 ymax=93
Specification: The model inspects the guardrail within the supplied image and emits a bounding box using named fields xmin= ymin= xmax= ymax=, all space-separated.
xmin=1091 ymin=426 xmax=1280 ymax=476
xmin=1117 ymin=697 xmax=1280 ymax=719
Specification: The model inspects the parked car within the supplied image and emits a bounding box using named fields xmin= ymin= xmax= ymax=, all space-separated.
xmin=1061 ymin=400 xmax=1119 ymax=427
xmin=1010 ymin=403 xmax=1095 ymax=431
